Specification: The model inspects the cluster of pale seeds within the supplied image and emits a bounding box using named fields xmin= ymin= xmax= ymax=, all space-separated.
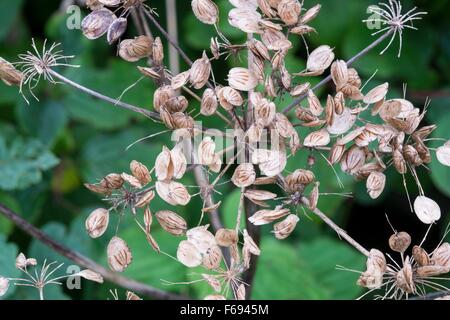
xmin=0 ymin=0 xmax=449 ymax=300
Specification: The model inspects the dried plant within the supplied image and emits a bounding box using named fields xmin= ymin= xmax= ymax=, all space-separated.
xmin=0 ymin=0 xmax=449 ymax=300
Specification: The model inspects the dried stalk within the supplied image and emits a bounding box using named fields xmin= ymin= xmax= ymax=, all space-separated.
xmin=165 ymin=0 xmax=180 ymax=75
xmin=282 ymin=29 xmax=395 ymax=114
xmin=0 ymin=203 xmax=189 ymax=300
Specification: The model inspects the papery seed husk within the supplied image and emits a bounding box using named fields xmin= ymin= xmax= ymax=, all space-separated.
xmin=228 ymin=8 xmax=262 ymax=33
xmin=170 ymin=144 xmax=188 ymax=179
xmin=202 ymin=245 xmax=222 ymax=270
xmin=217 ymin=86 xmax=243 ymax=110
xmin=99 ymin=0 xmax=121 ymax=5
xmin=155 ymin=210 xmax=187 ymax=236
xmin=215 ymin=228 xmax=238 ymax=247
xmin=291 ymin=83 xmax=310 ymax=97
xmin=177 ymin=240 xmax=202 ymax=267
xmin=118 ymin=35 xmax=152 ymax=62
xmin=431 ymin=242 xmax=450 ymax=268
xmin=202 ymin=274 xmax=222 ymax=292
xmin=231 ymin=163 xmax=256 ymax=187
xmin=0 ymin=277 xmax=10 ymax=297
xmin=334 ymin=91 xmax=345 ymax=115
xmin=243 ymin=229 xmax=260 ymax=255
xmin=251 ymin=148 xmax=287 ymax=177
xmin=228 ymin=67 xmax=258 ymax=91
xmin=257 ymin=0 xmax=276 ymax=17
xmin=278 ymin=0 xmax=301 ymax=25
xmin=327 ymin=107 xmax=357 ymax=135
xmin=366 ymin=249 xmax=387 ymax=273
xmin=164 ymin=96 xmax=189 ymax=113
xmin=190 ymin=51 xmax=211 ymax=89
xmin=82 ymin=8 xmax=116 ymax=40
xmin=331 ymin=60 xmax=348 ymax=89
xmin=153 ymin=85 xmax=175 ymax=112
xmin=413 ymin=245 xmax=430 ymax=267
xmin=285 ymin=169 xmax=315 ymax=191
xmin=187 ymin=225 xmax=217 ymax=254
xmin=273 ymin=214 xmax=299 ymax=239
xmin=107 ymin=236 xmax=132 ymax=272
xmin=388 ymin=231 xmax=411 ymax=253
xmin=274 ymin=113 xmax=295 ymax=138
xmin=261 ymin=28 xmax=288 ymax=51
xmin=392 ymin=148 xmax=407 ymax=174
xmin=254 ymin=98 xmax=276 ymax=127
xmin=244 ymin=189 xmax=277 ymax=202
xmin=130 ymin=160 xmax=151 ymax=185
xmin=86 ymin=0 xmax=104 ymax=10
xmin=126 ymin=291 xmax=142 ymax=300
xmin=107 ymin=17 xmax=127 ymax=44
xmin=152 ymin=37 xmax=164 ymax=65
xmin=86 ymin=208 xmax=109 ymax=238
xmin=200 ymin=88 xmax=218 ymax=116
xmin=414 ymin=196 xmax=441 ymax=224
xmin=364 ymin=83 xmax=389 ymax=104
xmin=416 ymin=265 xmax=449 ymax=278
xmin=84 ymin=183 xmax=111 ymax=195
xmin=77 ymin=269 xmax=104 ymax=283
xmin=155 ymin=146 xmax=174 ymax=181
xmin=210 ymin=37 xmax=220 ymax=59
xmin=121 ymin=172 xmax=142 ymax=189
xmin=329 ymin=144 xmax=346 ymax=164
xmin=144 ymin=206 xmax=152 ymax=230
xmin=247 ymin=38 xmax=270 ymax=61
xmin=171 ymin=71 xmax=190 ymax=90
xmin=248 ymin=208 xmax=290 ymax=226
xmin=236 ymin=284 xmax=246 ymax=300
xmin=138 ymin=66 xmax=160 ymax=80
xmin=340 ymin=146 xmax=365 ymax=175
xmin=135 ymin=190 xmax=155 ymax=208
xmin=155 ymin=180 xmax=191 ymax=206
xmin=306 ymin=45 xmax=334 ymax=73
xmin=357 ymin=270 xmax=383 ymax=289
xmin=101 ymin=173 xmax=124 ymax=189
xmin=366 ymin=171 xmax=386 ymax=199
xmin=299 ymin=3 xmax=321 ymax=24
xmin=191 ymin=0 xmax=219 ymax=25
xmin=204 ymin=294 xmax=226 ymax=300
xmin=309 ymin=182 xmax=319 ymax=210
xmin=436 ymin=141 xmax=450 ymax=167
xmin=303 ymin=129 xmax=330 ymax=147
xmin=0 ymin=57 xmax=23 ymax=86
xmin=15 ymin=253 xmax=37 ymax=269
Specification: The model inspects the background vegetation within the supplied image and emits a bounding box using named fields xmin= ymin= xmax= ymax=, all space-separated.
xmin=0 ymin=0 xmax=449 ymax=299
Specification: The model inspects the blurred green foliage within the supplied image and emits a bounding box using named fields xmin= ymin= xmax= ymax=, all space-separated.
xmin=0 ymin=0 xmax=449 ymax=300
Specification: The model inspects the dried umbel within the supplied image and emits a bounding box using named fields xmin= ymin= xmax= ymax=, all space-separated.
xmin=191 ymin=0 xmax=219 ymax=25
xmin=107 ymin=236 xmax=132 ymax=272
xmin=119 ymin=36 xmax=153 ymax=62
xmin=85 ymin=208 xmax=110 ymax=238
xmin=155 ymin=210 xmax=187 ymax=236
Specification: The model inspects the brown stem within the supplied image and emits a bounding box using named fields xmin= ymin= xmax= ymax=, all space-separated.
xmin=282 ymin=29 xmax=395 ymax=115
xmin=242 ymin=197 xmax=260 ymax=299
xmin=165 ymin=0 xmax=180 ymax=75
xmin=301 ymin=197 xmax=369 ymax=257
xmin=0 ymin=203 xmax=189 ymax=300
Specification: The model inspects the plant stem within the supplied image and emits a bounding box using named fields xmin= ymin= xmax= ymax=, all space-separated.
xmin=301 ymin=197 xmax=369 ymax=257
xmin=48 ymin=69 xmax=161 ymax=121
xmin=0 ymin=203 xmax=190 ymax=300
xmin=38 ymin=287 xmax=44 ymax=300
xmin=282 ymin=29 xmax=395 ymax=115
xmin=165 ymin=0 xmax=180 ymax=75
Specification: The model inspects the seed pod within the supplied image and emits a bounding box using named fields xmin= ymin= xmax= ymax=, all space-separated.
xmin=101 ymin=173 xmax=124 ymax=189
xmin=299 ymin=3 xmax=321 ymax=24
xmin=231 ymin=163 xmax=256 ymax=187
xmin=85 ymin=208 xmax=109 ymax=238
xmin=107 ymin=237 xmax=132 ymax=272
xmin=228 ymin=7 xmax=262 ymax=33
xmin=416 ymin=265 xmax=449 ymax=278
xmin=152 ymin=37 xmax=164 ymax=65
xmin=15 ymin=253 xmax=37 ymax=269
xmin=0 ymin=57 xmax=23 ymax=86
xmin=243 ymin=229 xmax=260 ymax=255
xmin=366 ymin=172 xmax=386 ymax=199
xmin=254 ymin=98 xmax=276 ymax=126
xmin=84 ymin=183 xmax=111 ymax=195
xmin=86 ymin=0 xmax=104 ymax=10
xmin=329 ymin=144 xmax=346 ymax=164
xmin=171 ymin=71 xmax=190 ymax=90
xmin=200 ymin=88 xmax=218 ymax=116
xmin=236 ymin=284 xmax=246 ymax=300
xmin=121 ymin=172 xmax=142 ymax=189
xmin=436 ymin=141 xmax=450 ymax=167
xmin=119 ymin=36 xmax=153 ymax=62
xmin=277 ymin=0 xmax=301 ymax=25
xmin=202 ymin=274 xmax=222 ymax=292
xmin=77 ymin=269 xmax=104 ymax=283
xmin=187 ymin=226 xmax=218 ymax=254
xmin=403 ymin=145 xmax=422 ymax=166
xmin=357 ymin=270 xmax=383 ymax=289
xmin=191 ymin=0 xmax=219 ymax=25
xmin=340 ymin=146 xmax=365 ymax=174
xmin=285 ymin=169 xmax=315 ymax=191
xmin=202 ymin=245 xmax=222 ymax=270
xmin=155 ymin=180 xmax=191 ymax=206
xmin=307 ymin=90 xmax=323 ymax=116
xmin=413 ymin=196 xmax=441 ymax=224
xmin=396 ymin=263 xmax=415 ymax=294
xmin=273 ymin=214 xmax=299 ymax=239
xmin=215 ymin=228 xmax=238 ymax=247
xmin=388 ymin=232 xmax=411 ymax=253
xmin=155 ymin=210 xmax=187 ymax=236
xmin=290 ymin=25 xmax=316 ymax=36
xmin=82 ymin=8 xmax=116 ymax=40
xmin=190 ymin=51 xmax=211 ymax=89
xmin=308 ymin=182 xmax=320 ymax=210
xmin=177 ymin=240 xmax=202 ymax=267
xmin=0 ymin=277 xmax=10 ymax=297
xmin=217 ymin=86 xmax=243 ymax=110
xmin=334 ymin=91 xmax=345 ymax=115
xmin=290 ymin=83 xmax=310 ymax=97
xmin=331 ymin=60 xmax=348 ymax=90
xmin=251 ymin=148 xmax=287 ymax=177
xmin=248 ymin=208 xmax=290 ymax=226
xmin=364 ymin=83 xmax=389 ymax=104
xmin=99 ymin=0 xmax=121 ymax=5
xmin=431 ymin=242 xmax=450 ymax=268
xmin=303 ymin=129 xmax=330 ymax=147
xmin=135 ymin=190 xmax=155 ymax=208
xmin=126 ymin=291 xmax=142 ymax=300
xmin=153 ymin=85 xmax=175 ymax=112
xmin=413 ymin=245 xmax=430 ymax=266
xmin=228 ymin=67 xmax=258 ymax=91
xmin=138 ymin=66 xmax=160 ymax=80
xmin=130 ymin=160 xmax=151 ymax=185
xmin=366 ymin=249 xmax=386 ymax=273
xmin=244 ymin=189 xmax=277 ymax=207
xmin=392 ymin=148 xmax=407 ymax=174
xmin=247 ymin=38 xmax=270 ymax=61
xmin=306 ymin=45 xmax=334 ymax=73
xmin=257 ymin=0 xmax=276 ymax=17
xmin=107 ymin=17 xmax=127 ymax=44
xmin=155 ymin=146 xmax=174 ymax=181
xmin=204 ymin=294 xmax=226 ymax=300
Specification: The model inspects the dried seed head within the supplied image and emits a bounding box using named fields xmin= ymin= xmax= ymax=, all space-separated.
xmin=155 ymin=146 xmax=174 ymax=181
xmin=119 ymin=36 xmax=153 ymax=62
xmin=366 ymin=172 xmax=386 ymax=199
xmin=248 ymin=208 xmax=290 ymax=226
xmin=84 ymin=183 xmax=111 ymax=195
xmin=85 ymin=208 xmax=109 ymax=238
xmin=164 ymin=96 xmax=189 ymax=113
xmin=244 ymin=189 xmax=277 ymax=204
xmin=308 ymin=182 xmax=320 ymax=210
xmin=217 ymin=86 xmax=243 ymax=110
xmin=77 ymin=269 xmax=104 ymax=283
xmin=210 ymin=37 xmax=220 ymax=59
xmin=107 ymin=236 xmax=132 ymax=272
xmin=177 ymin=240 xmax=202 ymax=267
xmin=231 ymin=163 xmax=256 ymax=187
xmin=261 ymin=28 xmax=289 ymax=51
xmin=152 ymin=37 xmax=164 ymax=65
xmin=130 ymin=160 xmax=151 ymax=185
xmin=0 ymin=277 xmax=9 ymax=297
xmin=431 ymin=242 xmax=450 ymax=268
xmin=257 ymin=0 xmax=276 ymax=16
xmin=82 ymin=8 xmax=116 ymax=40
xmin=412 ymin=245 xmax=430 ymax=266
xmin=15 ymin=253 xmax=37 ymax=269
xmin=228 ymin=67 xmax=258 ymax=91
xmin=138 ymin=66 xmax=160 ymax=80
xmin=107 ymin=17 xmax=127 ymax=44
xmin=273 ymin=214 xmax=299 ymax=239
xmin=285 ymin=169 xmax=315 ymax=192
xmin=273 ymin=113 xmax=295 ymax=138
xmin=436 ymin=141 xmax=450 ymax=167
xmin=364 ymin=83 xmax=389 ymax=104
xmin=392 ymin=148 xmax=407 ymax=174
xmin=101 ymin=173 xmax=124 ymax=189
xmin=190 ymin=51 xmax=211 ymax=89
xmin=396 ymin=262 xmax=415 ymax=294
xmin=155 ymin=180 xmax=191 ymax=206
xmin=306 ymin=45 xmax=334 ymax=73
xmin=0 ymin=57 xmax=23 ymax=86
xmin=388 ymin=231 xmax=411 ymax=253
xmin=215 ymin=228 xmax=238 ymax=247
xmin=191 ymin=0 xmax=219 ymax=25
xmin=171 ymin=71 xmax=190 ymax=90
xmin=403 ymin=145 xmax=422 ymax=166
xmin=200 ymin=88 xmax=218 ymax=116
xmin=155 ymin=210 xmax=187 ymax=236
xmin=413 ymin=196 xmax=441 ymax=224
xmin=277 ymin=0 xmax=301 ymax=25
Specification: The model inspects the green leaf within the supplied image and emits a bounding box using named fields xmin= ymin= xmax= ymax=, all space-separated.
xmin=0 ymin=136 xmax=59 ymax=191
xmin=0 ymin=0 xmax=24 ymax=41
xmin=298 ymin=238 xmax=365 ymax=299
xmin=0 ymin=235 xmax=20 ymax=300
xmin=430 ymin=113 xmax=450 ymax=196
xmin=222 ymin=188 xmax=244 ymax=230
xmin=252 ymin=239 xmax=328 ymax=299
xmin=15 ymin=100 xmax=68 ymax=147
